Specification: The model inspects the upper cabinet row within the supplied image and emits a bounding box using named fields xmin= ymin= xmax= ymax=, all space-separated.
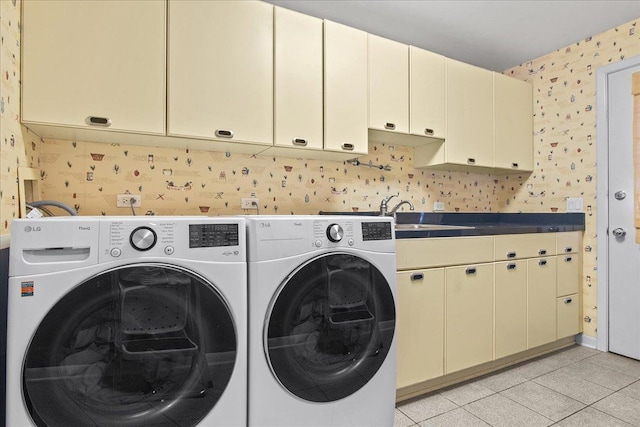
xmin=22 ymin=1 xmax=532 ymax=171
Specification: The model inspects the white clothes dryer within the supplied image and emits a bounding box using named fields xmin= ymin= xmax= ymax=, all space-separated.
xmin=7 ymin=217 xmax=247 ymax=427
xmin=246 ymin=216 xmax=397 ymax=427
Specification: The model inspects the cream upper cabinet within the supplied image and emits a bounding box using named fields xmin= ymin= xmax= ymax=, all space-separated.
xmin=494 ymin=73 xmax=534 ymax=172
xmin=396 ymin=269 xmax=445 ymax=389
xmin=324 ymin=20 xmax=368 ymax=155
xmin=445 ymin=58 xmax=494 ymax=167
xmin=274 ymin=7 xmax=323 ymax=152
xmin=168 ymin=0 xmax=273 ymax=147
xmin=22 ymin=0 xmax=165 ymax=134
xmin=410 ymin=47 xmax=446 ymax=140
xmin=368 ymin=34 xmax=409 ymax=134
xmin=495 ymin=260 xmax=527 ymax=359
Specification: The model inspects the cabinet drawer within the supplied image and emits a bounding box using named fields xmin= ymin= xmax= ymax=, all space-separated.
xmin=494 ymin=233 xmax=556 ymax=260
xmin=556 ymin=232 xmax=580 ymax=254
xmin=557 ymin=253 xmax=580 ymax=297
xmin=396 ymin=236 xmax=494 ymax=270
xmin=557 ymin=294 xmax=580 ymax=339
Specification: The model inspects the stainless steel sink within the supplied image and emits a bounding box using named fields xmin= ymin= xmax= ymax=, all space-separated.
xmin=395 ymin=223 xmax=475 ymax=231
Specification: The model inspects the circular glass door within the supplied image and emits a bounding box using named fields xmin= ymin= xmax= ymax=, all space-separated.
xmin=266 ymin=253 xmax=395 ymax=402
xmin=23 ymin=264 xmax=237 ymax=427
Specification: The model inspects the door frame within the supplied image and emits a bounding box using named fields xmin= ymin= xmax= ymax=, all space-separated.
xmin=596 ymin=54 xmax=640 ymax=352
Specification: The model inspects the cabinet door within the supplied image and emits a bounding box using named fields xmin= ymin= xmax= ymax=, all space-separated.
xmin=495 ymin=260 xmax=527 ymax=359
xmin=557 ymin=253 xmax=580 ymax=297
xmin=557 ymin=294 xmax=580 ymax=339
xmin=396 ymin=269 xmax=444 ymax=389
xmin=168 ymin=0 xmax=273 ymax=145
xmin=445 ymin=263 xmax=494 ymax=374
xmin=368 ymin=35 xmax=409 ymax=134
xmin=274 ymin=7 xmax=323 ymax=151
xmin=494 ymin=73 xmax=533 ymax=171
xmin=324 ymin=20 xmax=368 ymax=155
xmin=22 ymin=0 xmax=165 ymax=134
xmin=410 ymin=47 xmax=446 ymax=140
xmin=445 ymin=59 xmax=494 ymax=167
xmin=528 ymin=257 xmax=557 ymax=348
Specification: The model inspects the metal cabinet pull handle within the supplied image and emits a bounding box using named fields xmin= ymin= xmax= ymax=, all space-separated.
xmin=539 ymin=259 xmax=547 ymax=266
xmin=384 ymin=123 xmax=396 ymax=130
xmin=341 ymin=143 xmax=354 ymax=151
xmin=565 ymin=256 xmax=572 ymax=262
xmin=292 ymin=138 xmax=308 ymax=146
xmin=565 ymin=297 xmax=573 ymax=304
xmin=565 ymin=247 xmax=572 ymax=253
xmin=512 ymin=163 xmax=519 ymax=168
xmin=424 ymin=128 xmax=434 ymax=136
xmin=410 ymin=273 xmax=424 ymax=281
xmin=467 ymin=158 xmax=476 ymax=165
xmin=215 ymin=129 xmax=234 ymax=138
xmin=539 ymin=249 xmax=547 ymax=255
xmin=507 ymin=263 xmax=517 ymax=270
xmin=86 ymin=116 xmax=111 ymax=127
xmin=465 ymin=267 xmax=477 ymax=275
xmin=507 ymin=251 xmax=516 ymax=258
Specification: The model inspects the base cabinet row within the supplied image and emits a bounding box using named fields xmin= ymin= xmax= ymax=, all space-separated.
xmin=396 ymin=232 xmax=582 ymax=390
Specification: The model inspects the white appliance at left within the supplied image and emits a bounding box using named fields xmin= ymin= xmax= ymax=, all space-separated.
xmin=7 ymin=216 xmax=247 ymax=427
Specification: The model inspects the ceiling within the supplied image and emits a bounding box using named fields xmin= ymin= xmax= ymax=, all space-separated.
xmin=265 ymin=0 xmax=640 ymax=72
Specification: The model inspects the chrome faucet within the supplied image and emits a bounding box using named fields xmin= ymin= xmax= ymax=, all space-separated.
xmin=379 ymin=195 xmax=397 ymax=216
xmin=389 ymin=200 xmax=415 ymax=217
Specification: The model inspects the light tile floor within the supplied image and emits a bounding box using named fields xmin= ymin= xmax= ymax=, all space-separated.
xmin=395 ymin=345 xmax=640 ymax=426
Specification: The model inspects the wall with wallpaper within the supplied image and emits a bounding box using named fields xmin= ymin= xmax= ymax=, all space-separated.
xmin=1 ymin=0 xmax=639 ymax=338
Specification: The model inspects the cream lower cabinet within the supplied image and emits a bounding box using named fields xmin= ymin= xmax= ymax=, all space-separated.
xmin=527 ymin=257 xmax=558 ymax=348
xmin=556 ymin=232 xmax=582 ymax=338
xmin=396 ymin=269 xmax=444 ymax=388
xmin=445 ymin=263 xmax=494 ymax=374
xmin=495 ymin=260 xmax=527 ymax=359
xmin=557 ymin=295 xmax=580 ymax=339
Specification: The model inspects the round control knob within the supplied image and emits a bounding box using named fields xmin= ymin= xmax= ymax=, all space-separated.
xmin=130 ymin=226 xmax=157 ymax=251
xmin=326 ymin=224 xmax=344 ymax=242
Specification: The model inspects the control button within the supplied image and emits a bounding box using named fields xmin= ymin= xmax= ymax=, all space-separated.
xmin=315 ymin=240 xmax=322 ymax=248
xmin=348 ymin=239 xmax=354 ymax=246
xmin=326 ymin=224 xmax=344 ymax=242
xmin=110 ymin=248 xmax=121 ymax=258
xmin=130 ymin=226 xmax=157 ymax=251
xmin=164 ymin=246 xmax=174 ymax=255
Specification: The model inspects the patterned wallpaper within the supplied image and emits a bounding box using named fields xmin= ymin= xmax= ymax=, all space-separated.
xmin=1 ymin=0 xmax=639 ymax=337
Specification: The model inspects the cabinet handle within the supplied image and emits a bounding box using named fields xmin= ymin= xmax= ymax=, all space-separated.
xmin=86 ymin=116 xmax=111 ymax=127
xmin=538 ymin=259 xmax=547 ymax=266
xmin=410 ymin=273 xmax=424 ymax=281
xmin=384 ymin=122 xmax=396 ymax=130
xmin=564 ymin=297 xmax=573 ymax=304
xmin=539 ymin=249 xmax=547 ymax=255
xmin=292 ymin=138 xmax=308 ymax=147
xmin=565 ymin=256 xmax=573 ymax=262
xmin=512 ymin=163 xmax=519 ymax=168
xmin=341 ymin=143 xmax=354 ymax=151
xmin=467 ymin=158 xmax=476 ymax=165
xmin=507 ymin=263 xmax=517 ymax=270
xmin=507 ymin=251 xmax=517 ymax=258
xmin=565 ymin=247 xmax=572 ymax=253
xmin=424 ymin=128 xmax=434 ymax=136
xmin=465 ymin=267 xmax=477 ymax=275
xmin=215 ymin=129 xmax=234 ymax=139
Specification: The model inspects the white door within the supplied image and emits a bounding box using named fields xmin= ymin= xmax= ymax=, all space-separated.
xmin=608 ymin=64 xmax=640 ymax=360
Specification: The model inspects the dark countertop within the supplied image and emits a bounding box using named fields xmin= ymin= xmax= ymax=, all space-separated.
xmin=319 ymin=211 xmax=585 ymax=239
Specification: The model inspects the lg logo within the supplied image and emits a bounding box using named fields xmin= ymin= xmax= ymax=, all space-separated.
xmin=24 ymin=226 xmax=41 ymax=232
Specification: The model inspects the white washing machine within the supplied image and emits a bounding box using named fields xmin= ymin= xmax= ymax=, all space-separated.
xmin=246 ymin=215 xmax=397 ymax=427
xmin=7 ymin=216 xmax=247 ymax=427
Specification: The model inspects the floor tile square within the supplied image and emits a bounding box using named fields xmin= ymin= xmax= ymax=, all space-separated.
xmin=439 ymin=382 xmax=495 ymax=406
xmin=619 ymin=380 xmax=640 ymax=401
xmin=562 ymin=359 xmax=637 ymax=391
xmin=508 ymin=359 xmax=558 ymax=380
xmin=556 ymin=406 xmax=633 ymax=427
xmin=536 ymin=345 xmax=599 ymax=370
xmin=587 ymin=352 xmax=640 ymax=378
xmin=500 ymin=381 xmax=584 ymax=421
xmin=532 ymin=367 xmax=614 ymax=404
xmin=418 ymin=408 xmax=490 ymax=427
xmin=394 ymin=408 xmax=416 ymax=427
xmin=397 ymin=393 xmax=458 ymax=423
xmin=476 ymin=368 xmax=529 ymax=392
xmin=465 ymin=394 xmax=553 ymax=427
xmin=593 ymin=392 xmax=640 ymax=425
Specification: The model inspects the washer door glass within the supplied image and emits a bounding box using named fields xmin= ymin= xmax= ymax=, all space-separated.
xmin=266 ymin=253 xmax=395 ymax=402
xmin=23 ymin=264 xmax=237 ymax=427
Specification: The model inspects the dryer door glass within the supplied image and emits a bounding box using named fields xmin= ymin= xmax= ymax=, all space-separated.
xmin=266 ymin=253 xmax=395 ymax=402
xmin=22 ymin=264 xmax=237 ymax=427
